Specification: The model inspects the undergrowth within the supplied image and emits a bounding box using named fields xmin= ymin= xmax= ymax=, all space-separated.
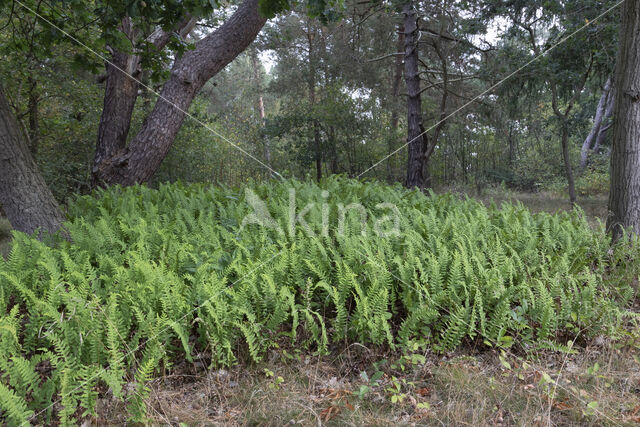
xmin=0 ymin=178 xmax=638 ymax=424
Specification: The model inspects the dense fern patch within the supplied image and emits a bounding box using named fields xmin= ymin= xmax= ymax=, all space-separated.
xmin=0 ymin=178 xmax=638 ymax=424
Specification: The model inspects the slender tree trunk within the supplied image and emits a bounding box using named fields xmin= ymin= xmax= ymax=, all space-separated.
xmin=403 ymin=1 xmax=427 ymax=189
xmin=0 ymin=84 xmax=66 ymax=236
xmin=581 ymin=77 xmax=612 ymax=169
xmin=561 ymin=124 xmax=577 ymax=204
xmin=92 ymin=10 xmax=245 ymax=186
xmin=608 ymin=0 xmax=640 ymax=241
xmin=250 ymin=47 xmax=270 ymax=171
xmin=390 ymin=23 xmax=405 ymax=131
xmin=593 ymin=89 xmax=615 ymax=155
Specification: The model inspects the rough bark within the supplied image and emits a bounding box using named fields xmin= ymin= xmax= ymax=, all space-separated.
xmin=95 ymin=44 xmax=141 ymax=171
xmin=607 ymin=0 xmax=640 ymax=241
xmin=403 ymin=1 xmax=427 ymax=189
xmin=0 ymin=84 xmax=66 ymax=236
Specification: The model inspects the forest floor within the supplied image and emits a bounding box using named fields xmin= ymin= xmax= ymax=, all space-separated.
xmin=445 ymin=187 xmax=609 ymax=227
xmin=97 ymin=340 xmax=640 ymax=425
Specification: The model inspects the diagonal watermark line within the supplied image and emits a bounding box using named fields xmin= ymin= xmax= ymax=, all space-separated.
xmin=14 ymin=0 xmax=284 ymax=180
xmin=357 ymin=0 xmax=624 ymax=180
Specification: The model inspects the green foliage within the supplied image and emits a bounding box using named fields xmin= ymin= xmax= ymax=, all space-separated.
xmin=0 ymin=178 xmax=637 ymax=424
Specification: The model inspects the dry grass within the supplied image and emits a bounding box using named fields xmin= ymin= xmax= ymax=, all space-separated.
xmin=93 ymin=338 xmax=640 ymax=426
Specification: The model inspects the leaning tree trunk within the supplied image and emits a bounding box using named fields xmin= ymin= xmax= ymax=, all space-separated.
xmin=94 ymin=49 xmax=141 ymax=175
xmin=403 ymin=1 xmax=427 ymax=189
xmin=607 ymin=0 xmax=640 ymax=241
xmin=581 ymin=77 xmax=612 ymax=169
xmin=0 ymin=84 xmax=66 ymax=236
xmin=593 ymin=88 xmax=615 ymax=155
xmin=92 ymin=9 xmax=244 ymax=186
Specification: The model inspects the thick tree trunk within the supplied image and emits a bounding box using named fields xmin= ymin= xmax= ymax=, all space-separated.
xmin=92 ymin=11 xmax=239 ymax=186
xmin=403 ymin=1 xmax=427 ymax=189
xmin=607 ymin=0 xmax=640 ymax=241
xmin=0 ymin=84 xmax=66 ymax=236
xmin=94 ymin=49 xmax=141 ymax=174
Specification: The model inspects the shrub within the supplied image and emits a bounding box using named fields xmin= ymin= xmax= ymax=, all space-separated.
xmin=0 ymin=178 xmax=637 ymax=424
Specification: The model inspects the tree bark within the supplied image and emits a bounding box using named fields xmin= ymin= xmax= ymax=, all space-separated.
xmin=0 ymin=84 xmax=66 ymax=236
xmin=94 ymin=45 xmax=141 ymax=173
xmin=607 ymin=0 xmax=640 ymax=241
xmin=403 ymin=1 xmax=427 ymax=189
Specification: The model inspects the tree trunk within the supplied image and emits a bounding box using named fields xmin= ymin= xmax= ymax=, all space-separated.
xmin=250 ymin=47 xmax=270 ymax=172
xmin=593 ymin=88 xmax=615 ymax=155
xmin=581 ymin=77 xmax=612 ymax=169
xmin=0 ymin=84 xmax=66 ymax=236
xmin=403 ymin=1 xmax=427 ymax=189
xmin=92 ymin=10 xmax=249 ymax=186
xmin=607 ymin=0 xmax=640 ymax=241
xmin=388 ymin=23 xmax=405 ymax=182
xmin=561 ymin=124 xmax=577 ymax=204
xmin=94 ymin=48 xmax=141 ymax=175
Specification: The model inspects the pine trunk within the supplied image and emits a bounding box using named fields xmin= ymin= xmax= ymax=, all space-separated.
xmin=0 ymin=84 xmax=66 ymax=236
xmin=403 ymin=1 xmax=427 ymax=189
xmin=607 ymin=0 xmax=640 ymax=240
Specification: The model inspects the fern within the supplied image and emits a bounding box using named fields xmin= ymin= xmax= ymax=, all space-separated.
xmin=0 ymin=178 xmax=638 ymax=424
